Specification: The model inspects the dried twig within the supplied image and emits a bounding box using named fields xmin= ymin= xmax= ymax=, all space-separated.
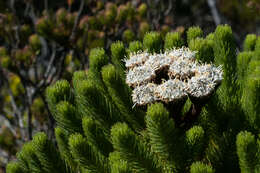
xmin=44 ymin=44 xmax=57 ymax=79
xmin=70 ymin=0 xmax=85 ymax=42
xmin=164 ymin=0 xmax=174 ymax=16
xmin=207 ymin=0 xmax=221 ymax=25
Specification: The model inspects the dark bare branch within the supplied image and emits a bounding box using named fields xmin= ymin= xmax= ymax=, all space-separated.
xmin=207 ymin=0 xmax=221 ymax=25
xmin=70 ymin=0 xmax=85 ymax=42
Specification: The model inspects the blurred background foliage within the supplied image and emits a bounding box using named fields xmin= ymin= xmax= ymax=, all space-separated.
xmin=0 ymin=0 xmax=259 ymax=172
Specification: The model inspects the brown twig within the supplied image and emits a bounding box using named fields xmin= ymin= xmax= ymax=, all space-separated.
xmin=70 ymin=0 xmax=85 ymax=42
xmin=207 ymin=0 xmax=221 ymax=25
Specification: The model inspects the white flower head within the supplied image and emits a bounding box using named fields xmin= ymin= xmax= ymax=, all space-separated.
xmin=125 ymin=47 xmax=223 ymax=106
xmin=155 ymin=79 xmax=187 ymax=103
xmin=132 ymin=83 xmax=158 ymax=105
xmin=126 ymin=66 xmax=156 ymax=87
xmin=124 ymin=52 xmax=149 ymax=68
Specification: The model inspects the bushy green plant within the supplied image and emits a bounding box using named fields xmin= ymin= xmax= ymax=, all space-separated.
xmin=6 ymin=26 xmax=260 ymax=173
xmin=0 ymin=0 xmax=178 ymax=163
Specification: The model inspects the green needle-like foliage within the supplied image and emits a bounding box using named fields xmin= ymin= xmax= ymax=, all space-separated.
xmin=11 ymin=132 xmax=67 ymax=173
xmin=111 ymin=123 xmax=161 ymax=173
xmin=190 ymin=162 xmax=215 ymax=173
xmin=46 ymin=80 xmax=74 ymax=112
xmin=72 ymin=71 xmax=88 ymax=88
xmin=75 ymin=79 xmax=121 ymax=131
xmin=145 ymin=103 xmax=177 ymax=171
xmin=213 ymin=25 xmax=237 ymax=110
xmin=69 ymin=134 xmax=108 ymax=173
xmin=189 ymin=38 xmax=214 ymax=63
xmin=55 ymin=101 xmax=82 ymax=133
xmin=236 ymin=131 xmax=260 ymax=173
xmin=143 ymin=31 xmax=163 ymax=53
xmin=237 ymin=52 xmax=254 ymax=83
xmin=187 ymin=26 xmax=203 ymax=45
xmin=89 ymin=48 xmax=109 ymax=71
xmin=111 ymin=41 xmax=127 ymax=75
xmin=16 ymin=142 xmax=44 ymax=173
xmin=82 ymin=116 xmax=113 ymax=157
xmin=7 ymin=26 xmax=260 ymax=173
xmin=88 ymin=48 xmax=109 ymax=85
xmin=185 ymin=126 xmax=206 ymax=161
xmin=101 ymin=64 xmax=144 ymax=130
xmin=206 ymin=33 xmax=215 ymax=41
xmin=31 ymin=133 xmax=66 ymax=173
xmin=6 ymin=162 xmax=26 ymax=173
xmin=55 ymin=127 xmax=77 ymax=172
xmin=128 ymin=41 xmax=143 ymax=53
xmin=243 ymin=34 xmax=257 ymax=51
xmin=254 ymin=37 xmax=260 ymax=61
xmin=145 ymin=103 xmax=174 ymax=157
xmin=213 ymin=25 xmax=236 ymax=78
xmin=164 ymin=32 xmax=184 ymax=50
xmin=101 ymin=65 xmax=130 ymax=106
xmin=241 ymin=69 xmax=260 ymax=131
xmin=109 ymin=152 xmax=131 ymax=173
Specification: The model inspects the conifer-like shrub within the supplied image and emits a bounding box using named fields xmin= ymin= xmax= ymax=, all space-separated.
xmin=6 ymin=25 xmax=260 ymax=173
xmin=0 ymin=0 xmax=178 ymax=161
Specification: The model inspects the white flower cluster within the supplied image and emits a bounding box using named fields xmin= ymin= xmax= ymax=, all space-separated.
xmin=154 ymin=79 xmax=187 ymax=103
xmin=125 ymin=47 xmax=223 ymax=106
